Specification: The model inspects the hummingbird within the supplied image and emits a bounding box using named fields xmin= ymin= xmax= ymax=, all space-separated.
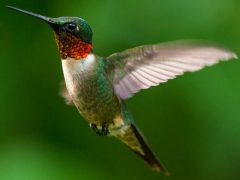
xmin=7 ymin=5 xmax=237 ymax=175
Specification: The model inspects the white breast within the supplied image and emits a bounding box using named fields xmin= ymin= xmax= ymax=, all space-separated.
xmin=61 ymin=54 xmax=96 ymax=95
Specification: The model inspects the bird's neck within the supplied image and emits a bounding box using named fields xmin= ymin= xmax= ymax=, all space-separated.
xmin=62 ymin=54 xmax=96 ymax=73
xmin=54 ymin=32 xmax=92 ymax=60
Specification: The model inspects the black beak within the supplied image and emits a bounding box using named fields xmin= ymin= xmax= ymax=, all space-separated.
xmin=6 ymin=5 xmax=59 ymax=29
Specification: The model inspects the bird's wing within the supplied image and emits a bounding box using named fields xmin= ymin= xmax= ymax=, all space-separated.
xmin=59 ymin=81 xmax=74 ymax=106
xmin=106 ymin=40 xmax=237 ymax=99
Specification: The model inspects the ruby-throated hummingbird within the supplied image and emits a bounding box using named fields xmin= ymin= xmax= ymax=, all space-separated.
xmin=7 ymin=5 xmax=237 ymax=175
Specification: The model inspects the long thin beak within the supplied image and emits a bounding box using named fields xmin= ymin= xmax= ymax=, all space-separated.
xmin=6 ymin=5 xmax=54 ymax=24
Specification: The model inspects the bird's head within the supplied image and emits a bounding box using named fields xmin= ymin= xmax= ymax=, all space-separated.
xmin=7 ymin=6 xmax=93 ymax=60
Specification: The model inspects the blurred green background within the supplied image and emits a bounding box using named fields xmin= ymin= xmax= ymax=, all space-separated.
xmin=1 ymin=0 xmax=240 ymax=179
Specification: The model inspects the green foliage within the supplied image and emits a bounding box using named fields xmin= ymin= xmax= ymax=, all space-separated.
xmin=0 ymin=0 xmax=240 ymax=179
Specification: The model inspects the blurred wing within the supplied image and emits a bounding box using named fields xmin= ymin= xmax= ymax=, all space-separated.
xmin=106 ymin=41 xmax=237 ymax=99
xmin=59 ymin=81 xmax=74 ymax=106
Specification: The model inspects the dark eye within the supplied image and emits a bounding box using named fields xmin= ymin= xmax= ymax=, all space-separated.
xmin=67 ymin=23 xmax=77 ymax=31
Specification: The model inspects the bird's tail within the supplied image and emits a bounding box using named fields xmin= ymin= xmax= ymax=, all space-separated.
xmin=112 ymin=107 xmax=170 ymax=175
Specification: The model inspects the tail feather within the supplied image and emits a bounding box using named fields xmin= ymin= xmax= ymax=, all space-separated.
xmin=115 ymin=122 xmax=170 ymax=175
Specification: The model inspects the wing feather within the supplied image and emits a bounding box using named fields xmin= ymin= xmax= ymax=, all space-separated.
xmin=106 ymin=40 xmax=237 ymax=99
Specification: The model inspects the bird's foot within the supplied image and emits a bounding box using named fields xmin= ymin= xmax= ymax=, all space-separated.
xmin=90 ymin=122 xmax=109 ymax=136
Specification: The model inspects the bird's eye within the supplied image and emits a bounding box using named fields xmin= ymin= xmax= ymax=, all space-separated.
xmin=67 ymin=23 xmax=77 ymax=31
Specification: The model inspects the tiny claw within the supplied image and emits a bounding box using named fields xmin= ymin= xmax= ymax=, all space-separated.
xmin=101 ymin=122 xmax=109 ymax=136
xmin=90 ymin=122 xmax=109 ymax=136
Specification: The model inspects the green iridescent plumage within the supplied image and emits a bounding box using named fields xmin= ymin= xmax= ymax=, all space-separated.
xmin=68 ymin=57 xmax=121 ymax=125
